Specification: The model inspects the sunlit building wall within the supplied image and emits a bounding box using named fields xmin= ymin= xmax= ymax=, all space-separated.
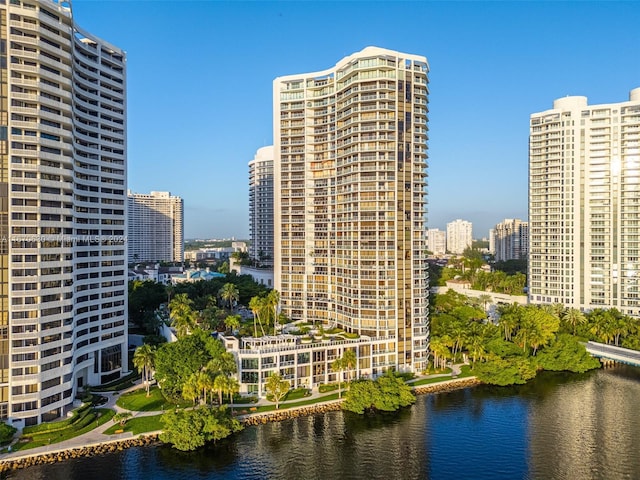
xmin=274 ymin=46 xmax=430 ymax=373
xmin=529 ymin=89 xmax=640 ymax=315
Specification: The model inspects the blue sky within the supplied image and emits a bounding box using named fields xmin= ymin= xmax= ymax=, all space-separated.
xmin=72 ymin=1 xmax=640 ymax=239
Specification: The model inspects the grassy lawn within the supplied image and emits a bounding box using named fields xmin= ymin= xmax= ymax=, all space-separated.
xmin=116 ymin=386 xmax=189 ymax=411
xmin=15 ymin=409 xmax=115 ymax=451
xmin=103 ymin=414 xmax=163 ymax=436
xmin=456 ymin=365 xmax=474 ymax=378
xmin=233 ymin=392 xmax=341 ymax=415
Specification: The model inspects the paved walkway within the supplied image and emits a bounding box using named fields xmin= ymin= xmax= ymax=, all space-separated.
xmin=0 ymin=364 xmax=469 ymax=462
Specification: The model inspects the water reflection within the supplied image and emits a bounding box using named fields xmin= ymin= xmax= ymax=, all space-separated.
xmin=4 ymin=366 xmax=640 ymax=480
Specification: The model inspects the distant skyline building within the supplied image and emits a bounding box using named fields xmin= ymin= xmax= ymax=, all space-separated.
xmin=274 ymin=46 xmax=430 ymax=376
xmin=446 ymin=219 xmax=473 ymax=255
xmin=427 ymin=228 xmax=446 ymax=255
xmin=493 ymin=219 xmax=528 ymax=262
xmin=128 ymin=191 xmax=184 ymax=263
xmin=1 ymin=0 xmax=128 ymax=425
xmin=248 ymin=146 xmax=274 ymax=266
xmin=489 ymin=228 xmax=496 ymax=254
xmin=529 ymin=88 xmax=640 ymax=315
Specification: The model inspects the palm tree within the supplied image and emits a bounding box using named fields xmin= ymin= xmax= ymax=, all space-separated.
xmin=169 ymin=293 xmax=197 ymax=337
xmin=498 ymin=304 xmax=520 ymax=341
xmin=224 ymin=314 xmax=241 ymax=335
xmin=478 ymin=294 xmax=492 ymax=313
xmin=562 ymin=308 xmax=586 ymax=335
xmin=429 ymin=338 xmax=451 ymax=370
xmin=266 ymin=290 xmax=281 ymax=334
xmin=225 ymin=376 xmax=240 ymax=406
xmin=249 ymin=295 xmax=267 ymax=337
xmin=182 ymin=374 xmax=200 ymax=405
xmin=219 ymin=283 xmax=239 ymax=312
xmin=207 ymin=351 xmax=237 ymax=377
xmin=132 ymin=344 xmax=156 ymax=397
xmin=332 ymin=357 xmax=345 ymax=398
xmin=213 ymin=374 xmax=228 ymax=405
xmin=342 ymin=349 xmax=358 ymax=382
xmin=194 ymin=370 xmax=214 ymax=405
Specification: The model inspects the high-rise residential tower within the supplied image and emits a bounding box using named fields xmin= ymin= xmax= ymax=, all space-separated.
xmin=248 ymin=146 xmax=274 ymax=266
xmin=493 ymin=218 xmax=528 ymax=262
xmin=529 ymin=89 xmax=640 ymax=315
xmin=446 ymin=219 xmax=472 ymax=255
xmin=274 ymin=46 xmax=430 ymax=372
xmin=427 ymin=228 xmax=446 ymax=255
xmin=127 ymin=191 xmax=184 ymax=263
xmin=3 ymin=0 xmax=127 ymax=425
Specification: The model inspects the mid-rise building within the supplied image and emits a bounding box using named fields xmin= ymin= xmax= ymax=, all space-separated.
xmin=128 ymin=191 xmax=183 ymax=263
xmin=2 ymin=0 xmax=128 ymax=425
xmin=493 ymin=218 xmax=528 ymax=262
xmin=273 ymin=46 xmax=430 ymax=378
xmin=529 ymin=88 xmax=640 ymax=315
xmin=446 ymin=219 xmax=472 ymax=255
xmin=248 ymin=146 xmax=274 ymax=266
xmin=427 ymin=228 xmax=446 ymax=255
xmin=489 ymin=228 xmax=496 ymax=254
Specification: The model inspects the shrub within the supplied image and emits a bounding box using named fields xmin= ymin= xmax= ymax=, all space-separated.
xmin=0 ymin=423 xmax=17 ymax=444
xmin=318 ymin=383 xmax=340 ymax=393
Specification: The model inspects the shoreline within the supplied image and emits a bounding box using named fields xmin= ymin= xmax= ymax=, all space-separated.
xmin=0 ymin=376 xmax=480 ymax=472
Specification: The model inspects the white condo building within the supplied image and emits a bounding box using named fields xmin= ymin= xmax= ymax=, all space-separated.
xmin=2 ymin=0 xmax=128 ymax=425
xmin=427 ymin=228 xmax=446 ymax=255
xmin=529 ymin=89 xmax=640 ymax=315
xmin=493 ymin=218 xmax=528 ymax=262
xmin=446 ymin=219 xmax=472 ymax=255
xmin=272 ymin=46 xmax=430 ymax=380
xmin=248 ymin=146 xmax=274 ymax=266
xmin=127 ymin=191 xmax=184 ymax=263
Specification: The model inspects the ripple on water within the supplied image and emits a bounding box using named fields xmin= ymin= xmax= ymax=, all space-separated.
xmin=4 ymin=366 xmax=640 ymax=480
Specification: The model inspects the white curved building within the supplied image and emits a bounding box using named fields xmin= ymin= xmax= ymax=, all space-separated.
xmin=2 ymin=0 xmax=127 ymax=425
xmin=274 ymin=47 xmax=430 ymax=375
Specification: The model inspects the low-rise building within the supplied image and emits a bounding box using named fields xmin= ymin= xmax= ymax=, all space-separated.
xmin=219 ymin=333 xmax=399 ymax=396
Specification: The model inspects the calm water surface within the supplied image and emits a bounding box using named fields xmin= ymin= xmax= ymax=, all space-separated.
xmin=5 ymin=365 xmax=640 ymax=480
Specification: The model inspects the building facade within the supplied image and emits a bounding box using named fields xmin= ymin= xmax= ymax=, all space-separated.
xmin=2 ymin=0 xmax=128 ymax=425
xmin=446 ymin=219 xmax=472 ymax=255
xmin=529 ymin=89 xmax=640 ymax=315
xmin=273 ymin=46 xmax=430 ymax=376
xmin=493 ymin=218 xmax=528 ymax=262
xmin=249 ymin=145 xmax=274 ymax=267
xmin=427 ymin=228 xmax=446 ymax=255
xmin=127 ymin=191 xmax=183 ymax=263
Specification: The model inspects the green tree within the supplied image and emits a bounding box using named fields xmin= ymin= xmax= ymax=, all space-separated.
xmin=224 ymin=314 xmax=241 ymax=334
xmin=206 ymin=351 xmax=237 ymax=378
xmin=132 ymin=344 xmax=156 ymax=397
xmin=332 ymin=357 xmax=345 ymax=398
xmin=218 ymin=261 xmax=230 ymax=274
xmin=562 ymin=308 xmax=587 ymax=336
xmin=219 ymin=283 xmax=239 ymax=312
xmin=537 ymin=334 xmax=601 ymax=373
xmin=474 ymin=356 xmax=537 ymax=386
xmin=169 ymin=293 xmax=197 ymax=338
xmin=249 ymin=295 xmax=267 ymax=337
xmin=478 ymin=294 xmax=493 ymax=312
xmin=0 ymin=422 xmax=16 ymax=444
xmin=266 ymin=289 xmax=281 ymax=334
xmin=265 ymin=373 xmax=290 ymax=409
xmin=341 ymin=348 xmax=358 ymax=381
xmin=342 ymin=372 xmax=415 ymax=414
xmin=160 ymin=406 xmax=242 ymax=451
xmin=154 ymin=330 xmax=221 ymax=399
xmin=429 ymin=337 xmax=451 ymax=370
xmin=128 ymin=280 xmax=167 ymax=330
